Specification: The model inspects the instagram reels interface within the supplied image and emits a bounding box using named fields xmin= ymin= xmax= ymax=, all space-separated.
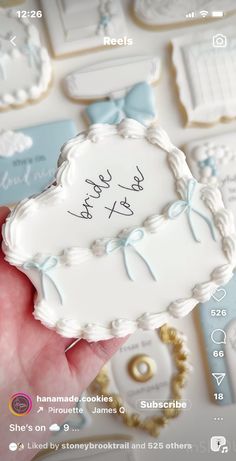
xmin=0 ymin=1 xmax=236 ymax=461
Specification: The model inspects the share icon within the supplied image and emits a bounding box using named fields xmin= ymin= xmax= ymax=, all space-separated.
xmin=212 ymin=373 xmax=226 ymax=386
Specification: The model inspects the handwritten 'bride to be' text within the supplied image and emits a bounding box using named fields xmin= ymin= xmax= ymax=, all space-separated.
xmin=67 ymin=166 xmax=144 ymax=220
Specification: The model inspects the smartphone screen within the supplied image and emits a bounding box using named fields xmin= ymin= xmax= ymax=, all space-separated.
xmin=0 ymin=1 xmax=236 ymax=460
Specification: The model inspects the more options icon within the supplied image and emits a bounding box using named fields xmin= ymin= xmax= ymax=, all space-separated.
xmin=213 ymin=34 xmax=227 ymax=48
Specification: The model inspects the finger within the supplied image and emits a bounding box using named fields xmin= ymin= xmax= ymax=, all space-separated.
xmin=0 ymin=206 xmax=35 ymax=320
xmin=66 ymin=336 xmax=128 ymax=390
xmin=0 ymin=206 xmax=9 ymax=233
xmin=0 ymin=207 xmax=78 ymax=350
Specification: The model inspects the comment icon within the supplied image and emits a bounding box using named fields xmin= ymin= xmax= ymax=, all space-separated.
xmin=211 ymin=329 xmax=227 ymax=345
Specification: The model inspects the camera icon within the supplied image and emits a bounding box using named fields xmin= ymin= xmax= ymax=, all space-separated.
xmin=212 ymin=34 xmax=227 ymax=48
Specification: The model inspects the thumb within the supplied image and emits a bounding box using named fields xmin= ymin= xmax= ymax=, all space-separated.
xmin=66 ymin=336 xmax=128 ymax=391
xmin=0 ymin=207 xmax=9 ymax=235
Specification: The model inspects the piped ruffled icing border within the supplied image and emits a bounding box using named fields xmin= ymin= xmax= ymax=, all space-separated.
xmin=187 ymin=140 xmax=236 ymax=185
xmin=0 ymin=8 xmax=52 ymax=110
xmin=2 ymin=119 xmax=236 ymax=341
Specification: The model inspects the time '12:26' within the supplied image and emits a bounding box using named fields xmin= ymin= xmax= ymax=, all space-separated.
xmin=16 ymin=10 xmax=43 ymax=18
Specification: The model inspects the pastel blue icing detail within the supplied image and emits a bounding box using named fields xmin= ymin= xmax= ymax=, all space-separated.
xmin=199 ymin=157 xmax=218 ymax=177
xmin=167 ymin=178 xmax=216 ymax=243
xmin=23 ymin=256 xmax=63 ymax=305
xmin=22 ymin=44 xmax=41 ymax=70
xmin=198 ymin=271 xmax=236 ymax=405
xmin=85 ymin=82 xmax=156 ymax=125
xmin=105 ymin=227 xmax=157 ymax=282
xmin=100 ymin=14 xmax=110 ymax=26
xmin=0 ymin=44 xmax=40 ymax=81
xmin=0 ymin=120 xmax=77 ymax=206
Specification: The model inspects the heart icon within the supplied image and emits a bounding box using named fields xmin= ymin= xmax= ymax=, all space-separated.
xmin=212 ymin=287 xmax=226 ymax=303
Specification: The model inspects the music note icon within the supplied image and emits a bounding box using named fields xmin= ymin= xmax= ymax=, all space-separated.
xmin=210 ymin=436 xmax=228 ymax=452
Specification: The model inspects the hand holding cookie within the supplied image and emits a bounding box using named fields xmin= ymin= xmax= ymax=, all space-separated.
xmin=0 ymin=205 xmax=126 ymax=460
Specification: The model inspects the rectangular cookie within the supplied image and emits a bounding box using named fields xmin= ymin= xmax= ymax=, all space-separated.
xmin=41 ymin=0 xmax=127 ymax=57
xmin=0 ymin=120 xmax=77 ymax=206
xmin=64 ymin=55 xmax=161 ymax=101
xmin=64 ymin=55 xmax=160 ymax=125
xmin=134 ymin=0 xmax=236 ymax=28
xmin=171 ymin=27 xmax=236 ymax=126
xmin=184 ymin=131 xmax=236 ymax=219
xmin=185 ymin=132 xmax=236 ymax=405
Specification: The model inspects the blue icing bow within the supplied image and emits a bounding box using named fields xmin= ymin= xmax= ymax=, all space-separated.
xmin=23 ymin=256 xmax=63 ymax=304
xmin=105 ymin=227 xmax=157 ymax=281
xmin=85 ymin=82 xmax=156 ymax=125
xmin=99 ymin=14 xmax=110 ymax=29
xmin=167 ymin=179 xmax=216 ymax=243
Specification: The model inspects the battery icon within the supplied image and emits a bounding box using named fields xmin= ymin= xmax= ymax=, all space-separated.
xmin=212 ymin=11 xmax=224 ymax=17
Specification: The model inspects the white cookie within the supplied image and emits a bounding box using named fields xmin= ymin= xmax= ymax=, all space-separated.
xmin=93 ymin=327 xmax=191 ymax=435
xmin=134 ymin=0 xmax=236 ymax=28
xmin=2 ymin=120 xmax=235 ymax=341
xmin=41 ymin=0 xmax=127 ymax=57
xmin=185 ymin=131 xmax=236 ymax=219
xmin=64 ymin=55 xmax=161 ymax=101
xmin=64 ymin=55 xmax=160 ymax=126
xmin=172 ymin=27 xmax=236 ymax=125
xmin=0 ymin=8 xmax=52 ymax=110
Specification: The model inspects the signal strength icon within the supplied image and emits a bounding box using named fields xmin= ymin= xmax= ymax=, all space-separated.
xmin=200 ymin=10 xmax=209 ymax=17
xmin=186 ymin=11 xmax=195 ymax=18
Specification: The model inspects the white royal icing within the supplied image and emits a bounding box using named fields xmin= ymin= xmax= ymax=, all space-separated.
xmin=0 ymin=8 xmax=52 ymax=110
xmin=134 ymin=0 xmax=236 ymax=26
xmin=2 ymin=119 xmax=236 ymax=341
xmin=172 ymin=27 xmax=236 ymax=125
xmin=192 ymin=143 xmax=236 ymax=185
xmin=0 ymin=130 xmax=33 ymax=157
xmin=96 ymin=0 xmax=116 ymax=36
xmin=64 ymin=55 xmax=161 ymax=100
xmin=41 ymin=0 xmax=127 ymax=57
xmin=185 ymin=132 xmax=236 ymax=222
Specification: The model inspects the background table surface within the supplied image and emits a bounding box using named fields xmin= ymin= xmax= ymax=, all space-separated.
xmin=2 ymin=1 xmax=236 ymax=460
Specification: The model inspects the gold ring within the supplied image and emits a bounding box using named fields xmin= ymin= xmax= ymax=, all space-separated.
xmin=91 ymin=325 xmax=190 ymax=437
xmin=128 ymin=354 xmax=156 ymax=382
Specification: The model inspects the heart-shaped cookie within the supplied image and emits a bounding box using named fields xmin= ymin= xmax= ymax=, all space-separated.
xmin=2 ymin=120 xmax=235 ymax=341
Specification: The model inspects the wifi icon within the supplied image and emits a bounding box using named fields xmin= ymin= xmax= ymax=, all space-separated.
xmin=200 ymin=10 xmax=208 ymax=17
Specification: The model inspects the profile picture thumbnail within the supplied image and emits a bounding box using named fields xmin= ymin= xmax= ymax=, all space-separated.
xmin=9 ymin=393 xmax=32 ymax=416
